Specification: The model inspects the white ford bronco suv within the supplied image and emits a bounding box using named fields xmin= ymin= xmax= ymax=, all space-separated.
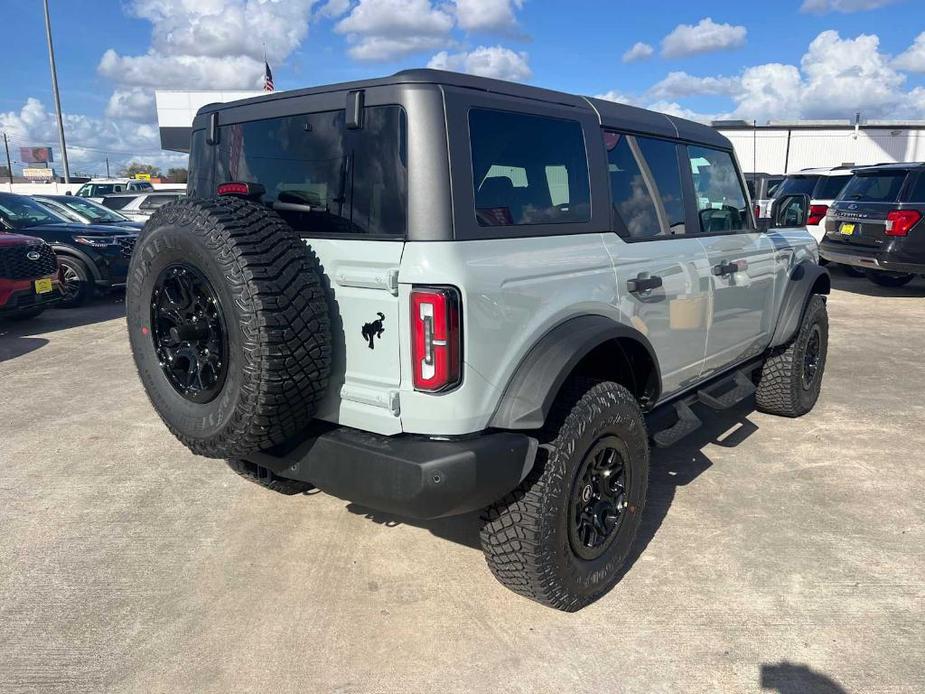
xmin=126 ymin=70 xmax=830 ymax=611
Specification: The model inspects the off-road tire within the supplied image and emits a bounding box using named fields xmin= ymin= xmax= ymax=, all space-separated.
xmin=57 ymin=255 xmax=93 ymax=308
xmin=865 ymin=270 xmax=915 ymax=288
xmin=480 ymin=380 xmax=649 ymax=612
xmin=126 ymin=197 xmax=332 ymax=459
xmin=755 ymin=294 xmax=828 ymax=417
xmin=840 ymin=264 xmax=865 ymax=278
xmin=226 ymin=459 xmax=315 ymax=495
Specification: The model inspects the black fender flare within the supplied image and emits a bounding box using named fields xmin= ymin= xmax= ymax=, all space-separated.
xmin=488 ymin=315 xmax=661 ymax=430
xmin=769 ymin=260 xmax=831 ymax=349
xmin=50 ymin=244 xmax=103 ymax=283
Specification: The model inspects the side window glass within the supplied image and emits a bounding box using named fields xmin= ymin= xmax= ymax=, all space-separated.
xmin=687 ymin=146 xmax=750 ymax=233
xmin=910 ymin=173 xmax=925 ymax=202
xmin=635 ymin=137 xmax=686 ymax=235
xmin=470 ymin=108 xmax=591 ymax=227
xmin=603 ymin=131 xmax=661 ymax=240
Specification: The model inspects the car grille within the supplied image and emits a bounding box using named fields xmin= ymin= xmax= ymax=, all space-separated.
xmin=0 ymin=243 xmax=58 ymax=280
xmin=116 ymin=235 xmax=137 ymax=259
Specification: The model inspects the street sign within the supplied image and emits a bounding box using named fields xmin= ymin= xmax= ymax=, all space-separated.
xmin=134 ymin=173 xmax=152 ymax=181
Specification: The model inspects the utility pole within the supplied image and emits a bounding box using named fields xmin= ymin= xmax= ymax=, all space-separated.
xmin=2 ymin=133 xmax=13 ymax=185
xmin=43 ymin=0 xmax=70 ymax=183
xmin=106 ymin=157 xmax=110 ymax=178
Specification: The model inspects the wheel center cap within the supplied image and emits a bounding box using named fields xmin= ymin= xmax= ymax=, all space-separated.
xmin=581 ymin=484 xmax=593 ymax=503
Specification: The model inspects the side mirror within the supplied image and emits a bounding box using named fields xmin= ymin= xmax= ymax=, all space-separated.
xmin=769 ymin=193 xmax=810 ymax=229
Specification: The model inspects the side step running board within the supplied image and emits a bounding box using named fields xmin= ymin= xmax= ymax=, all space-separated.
xmin=652 ymin=401 xmax=702 ymax=448
xmin=697 ymin=371 xmax=756 ymax=411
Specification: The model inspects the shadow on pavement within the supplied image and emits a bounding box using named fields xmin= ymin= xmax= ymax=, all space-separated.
xmin=0 ymin=293 xmax=126 ymax=363
xmin=760 ymin=661 xmax=847 ymax=694
xmin=346 ymin=399 xmax=760 ymax=561
xmin=829 ymin=272 xmax=925 ymax=298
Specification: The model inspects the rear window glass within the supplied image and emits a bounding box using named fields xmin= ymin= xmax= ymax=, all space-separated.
xmin=101 ymin=197 xmax=133 ymax=210
xmin=838 ymin=172 xmax=907 ymax=203
xmin=774 ymin=175 xmax=819 ymax=198
xmin=909 ymin=173 xmax=925 ymax=202
xmin=636 ymin=137 xmax=686 ymax=234
xmin=813 ymin=175 xmax=851 ymax=201
xmin=139 ymin=195 xmax=180 ymax=210
xmin=469 ymin=109 xmax=590 ymax=227
xmin=214 ymin=106 xmax=408 ymax=236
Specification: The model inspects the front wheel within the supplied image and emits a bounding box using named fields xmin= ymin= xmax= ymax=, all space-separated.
xmin=57 ymin=255 xmax=93 ymax=307
xmin=480 ymin=380 xmax=649 ymax=612
xmin=865 ymin=270 xmax=915 ymax=287
xmin=756 ymin=294 xmax=828 ymax=417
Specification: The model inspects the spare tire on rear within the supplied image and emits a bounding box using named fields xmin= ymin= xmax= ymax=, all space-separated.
xmin=126 ymin=197 xmax=331 ymax=459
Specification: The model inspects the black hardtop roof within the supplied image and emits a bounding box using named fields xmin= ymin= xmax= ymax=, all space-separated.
xmin=196 ymin=69 xmax=730 ymax=150
xmin=852 ymin=161 xmax=925 ymax=174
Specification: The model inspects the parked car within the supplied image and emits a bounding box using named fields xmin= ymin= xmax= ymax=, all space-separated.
xmin=0 ymin=192 xmax=137 ymax=307
xmin=99 ymin=192 xmax=184 ymax=222
xmin=0 ymin=233 xmax=61 ymax=320
xmin=770 ymin=167 xmax=855 ymax=243
xmin=125 ymin=69 xmax=829 ymax=611
xmin=745 ymin=171 xmax=784 ymax=219
xmin=820 ymin=162 xmax=925 ymax=287
xmin=74 ymin=178 xmax=154 ymax=199
xmin=33 ymin=194 xmax=144 ymax=231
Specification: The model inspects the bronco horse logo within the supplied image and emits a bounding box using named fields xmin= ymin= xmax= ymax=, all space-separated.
xmin=361 ymin=312 xmax=386 ymax=349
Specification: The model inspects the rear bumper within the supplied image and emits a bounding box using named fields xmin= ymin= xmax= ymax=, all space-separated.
xmin=245 ymin=427 xmax=538 ymax=519
xmin=819 ymin=242 xmax=925 ymax=275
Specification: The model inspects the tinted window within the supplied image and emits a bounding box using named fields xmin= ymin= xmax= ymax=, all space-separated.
xmin=139 ymin=194 xmax=180 ymax=210
xmin=101 ymin=197 xmax=133 ymax=210
xmin=774 ymin=175 xmax=819 ymax=198
xmin=688 ymin=146 xmax=750 ymax=233
xmin=814 ymin=175 xmax=851 ymax=200
xmin=0 ymin=194 xmax=68 ymax=229
xmin=766 ymin=177 xmax=784 ymax=196
xmin=635 ymin=137 xmax=686 ymax=234
xmin=909 ymin=173 xmax=925 ymax=202
xmin=470 ymin=109 xmax=590 ymax=227
xmin=215 ymin=106 xmax=407 ymax=236
xmin=604 ymin=131 xmax=661 ymax=240
xmin=746 ymin=179 xmax=756 ymax=198
xmin=839 ymin=172 xmax=908 ymax=203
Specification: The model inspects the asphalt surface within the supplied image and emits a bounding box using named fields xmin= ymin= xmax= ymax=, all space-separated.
xmin=1 ymin=273 xmax=923 ymax=693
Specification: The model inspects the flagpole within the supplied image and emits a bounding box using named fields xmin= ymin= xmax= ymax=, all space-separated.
xmin=43 ymin=0 xmax=70 ymax=183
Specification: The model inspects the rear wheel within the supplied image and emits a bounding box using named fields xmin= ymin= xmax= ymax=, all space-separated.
xmin=57 ymin=255 xmax=93 ymax=307
xmin=840 ymin=264 xmax=865 ymax=278
xmin=226 ymin=459 xmax=314 ymax=495
xmin=480 ymin=380 xmax=648 ymax=612
xmin=755 ymin=294 xmax=828 ymax=417
xmin=865 ymin=270 xmax=915 ymax=287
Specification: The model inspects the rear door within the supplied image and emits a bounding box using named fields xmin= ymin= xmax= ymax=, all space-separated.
xmin=825 ymin=170 xmax=910 ymax=250
xmin=685 ymin=145 xmax=778 ymax=376
xmin=602 ymin=132 xmax=711 ymax=396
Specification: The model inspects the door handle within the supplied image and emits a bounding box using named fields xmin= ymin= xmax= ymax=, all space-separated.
xmin=627 ymin=273 xmax=663 ymax=293
xmin=712 ymin=259 xmax=748 ymax=277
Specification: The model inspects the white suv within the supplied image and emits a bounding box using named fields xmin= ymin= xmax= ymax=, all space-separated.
xmin=772 ymin=167 xmax=855 ymax=243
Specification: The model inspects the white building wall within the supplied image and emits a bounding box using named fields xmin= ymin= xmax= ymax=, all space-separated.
xmin=155 ymin=90 xmax=264 ymax=129
xmin=720 ymin=127 xmax=925 ymax=174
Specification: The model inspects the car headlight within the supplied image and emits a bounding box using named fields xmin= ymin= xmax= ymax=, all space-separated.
xmin=73 ymin=235 xmax=118 ymax=247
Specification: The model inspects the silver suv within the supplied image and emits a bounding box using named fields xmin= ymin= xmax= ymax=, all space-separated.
xmin=125 ymin=70 xmax=830 ymax=611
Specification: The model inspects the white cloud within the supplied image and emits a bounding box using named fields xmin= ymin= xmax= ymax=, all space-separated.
xmin=428 ymin=45 xmax=531 ymax=81
xmin=800 ymin=0 xmax=901 ymax=13
xmin=99 ymin=50 xmax=266 ymax=90
xmin=316 ymin=0 xmax=351 ymax=19
xmin=105 ymin=88 xmax=156 ymax=122
xmin=622 ymin=42 xmax=654 ymax=63
xmin=335 ymin=0 xmax=455 ymax=60
xmin=594 ymin=91 xmax=718 ymax=124
xmin=661 ymin=18 xmax=747 ymax=58
xmin=454 ymin=0 xmax=524 ymax=34
xmin=646 ymin=71 xmax=740 ymax=100
xmin=0 ymin=98 xmax=186 ymax=177
xmin=894 ymin=31 xmax=925 ymax=72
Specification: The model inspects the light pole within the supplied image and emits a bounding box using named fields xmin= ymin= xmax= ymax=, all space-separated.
xmin=43 ymin=0 xmax=70 ymax=183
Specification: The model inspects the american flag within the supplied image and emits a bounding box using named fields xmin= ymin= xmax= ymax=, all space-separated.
xmin=264 ymin=61 xmax=274 ymax=92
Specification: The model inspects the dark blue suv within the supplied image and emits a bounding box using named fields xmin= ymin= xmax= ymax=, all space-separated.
xmin=0 ymin=192 xmax=137 ymax=306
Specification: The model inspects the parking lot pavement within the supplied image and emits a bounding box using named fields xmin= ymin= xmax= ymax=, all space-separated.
xmin=1 ymin=276 xmax=923 ymax=694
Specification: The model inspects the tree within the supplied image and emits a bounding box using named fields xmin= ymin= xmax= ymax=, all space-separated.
xmin=0 ymin=166 xmax=10 ymax=179
xmin=166 ymin=167 xmax=188 ymax=183
xmin=118 ymin=162 xmax=162 ymax=178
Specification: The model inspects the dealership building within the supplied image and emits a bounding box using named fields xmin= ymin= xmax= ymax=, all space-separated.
xmin=156 ymin=90 xmax=925 ymax=175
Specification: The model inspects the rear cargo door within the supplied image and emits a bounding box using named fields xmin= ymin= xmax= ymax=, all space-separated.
xmin=308 ymin=238 xmax=405 ymax=435
xmin=825 ymin=171 xmax=910 ymax=249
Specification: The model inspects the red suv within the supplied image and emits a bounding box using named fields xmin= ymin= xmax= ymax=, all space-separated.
xmin=0 ymin=232 xmax=61 ymax=320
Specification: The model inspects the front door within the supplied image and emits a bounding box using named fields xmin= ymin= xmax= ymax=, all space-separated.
xmin=685 ymin=145 xmax=777 ymax=377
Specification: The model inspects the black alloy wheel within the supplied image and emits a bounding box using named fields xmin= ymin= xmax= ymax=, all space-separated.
xmin=150 ymin=263 xmax=228 ymax=403
xmin=569 ymin=436 xmax=630 ymax=561
xmin=801 ymin=324 xmax=822 ymax=390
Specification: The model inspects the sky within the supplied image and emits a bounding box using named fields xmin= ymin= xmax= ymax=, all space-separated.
xmin=1 ymin=0 xmax=925 ymax=177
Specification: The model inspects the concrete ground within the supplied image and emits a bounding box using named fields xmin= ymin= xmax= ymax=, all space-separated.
xmin=0 ymin=273 xmax=923 ymax=694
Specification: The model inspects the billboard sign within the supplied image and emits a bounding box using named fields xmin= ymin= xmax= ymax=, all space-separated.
xmin=23 ymin=167 xmax=54 ymax=181
xmin=20 ymin=147 xmax=53 ymax=164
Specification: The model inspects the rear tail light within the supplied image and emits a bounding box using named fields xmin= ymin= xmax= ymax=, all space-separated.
xmin=217 ymin=182 xmax=265 ymax=198
xmin=808 ymin=204 xmax=828 ymax=226
xmin=885 ymin=209 xmax=922 ymax=237
xmin=411 ymin=286 xmax=461 ymax=392
xmin=754 ymin=204 xmax=761 ymax=220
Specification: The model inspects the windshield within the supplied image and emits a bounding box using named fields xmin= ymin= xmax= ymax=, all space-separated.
xmin=77 ymin=183 xmax=125 ymax=197
xmin=774 ymin=175 xmax=820 ymax=198
xmin=0 ymin=195 xmax=70 ymax=229
xmin=60 ymin=197 xmax=130 ymax=223
xmin=35 ymin=199 xmax=84 ymax=223
xmin=838 ymin=172 xmax=908 ymax=203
